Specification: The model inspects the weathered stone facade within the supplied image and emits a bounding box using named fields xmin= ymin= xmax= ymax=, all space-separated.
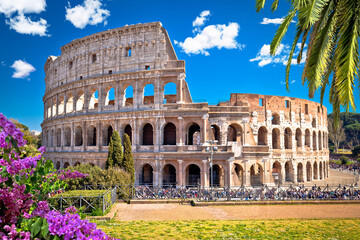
xmin=42 ymin=22 xmax=329 ymax=187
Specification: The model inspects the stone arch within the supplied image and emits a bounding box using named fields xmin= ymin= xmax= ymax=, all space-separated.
xmin=143 ymin=84 xmax=154 ymax=105
xmin=227 ymin=123 xmax=242 ymax=143
xmin=313 ymin=131 xmax=317 ymax=150
xmin=295 ymin=128 xmax=302 ymax=147
xmin=306 ymin=161 xmax=312 ymax=181
xmin=305 ymin=129 xmax=310 ymax=147
xmin=313 ymin=161 xmax=318 ymax=180
xmin=89 ymin=89 xmax=99 ymax=109
xmin=76 ymin=91 xmax=84 ymax=111
xmin=233 ymin=163 xmax=244 ymax=186
xmin=323 ymin=133 xmax=327 ymax=149
xmin=250 ymin=163 xmax=263 ymax=186
xmin=318 ymin=131 xmax=322 ymax=150
xmin=272 ymin=128 xmax=280 ymax=149
xmin=185 ymin=164 xmax=201 ymax=186
xmin=64 ymin=127 xmax=71 ymax=147
xmin=124 ymin=85 xmax=133 ymax=106
xmin=163 ymin=164 xmax=176 ymax=185
xmin=258 ymin=126 xmax=268 ymax=145
xmin=272 ymin=113 xmax=280 ymax=125
xmin=297 ymin=162 xmax=304 ymax=182
xmin=124 ymin=124 xmax=132 ymax=143
xmin=285 ymin=161 xmax=294 ymax=182
xmin=103 ymin=125 xmax=113 ymax=146
xmin=163 ymin=82 xmax=177 ymax=104
xmin=211 ymin=124 xmax=220 ymax=142
xmin=284 ymin=128 xmax=292 ymax=149
xmin=312 ymin=118 xmax=316 ymax=128
xmin=58 ymin=96 xmax=64 ymax=115
xmin=56 ymin=128 xmax=61 ymax=147
xmin=56 ymin=161 xmax=60 ymax=169
xmin=66 ymin=93 xmax=74 ymax=113
xmin=75 ymin=126 xmax=83 ymax=146
xmin=163 ymin=122 xmax=176 ymax=145
xmin=140 ymin=163 xmax=153 ymax=185
xmin=187 ymin=123 xmax=200 ymax=145
xmin=209 ymin=164 xmax=225 ymax=187
xmin=64 ymin=162 xmax=70 ymax=168
xmin=142 ymin=123 xmax=153 ymax=145
xmin=87 ymin=125 xmax=96 ymax=146
xmin=74 ymin=162 xmax=81 ymax=166
xmin=105 ymin=87 xmax=115 ymax=106
xmin=272 ymin=161 xmax=282 ymax=185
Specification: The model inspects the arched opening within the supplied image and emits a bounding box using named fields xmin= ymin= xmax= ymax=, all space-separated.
xmin=272 ymin=113 xmax=280 ymax=125
xmin=285 ymin=161 xmax=294 ymax=182
xmin=56 ymin=161 xmax=60 ymax=169
xmin=305 ymin=129 xmax=310 ymax=147
xmin=284 ymin=128 xmax=292 ymax=149
xmin=58 ymin=96 xmax=64 ymax=115
xmin=250 ymin=164 xmax=263 ymax=186
xmin=272 ymin=161 xmax=282 ymax=185
xmin=142 ymin=123 xmax=153 ymax=145
xmin=66 ymin=93 xmax=74 ymax=113
xmin=163 ymin=82 xmax=177 ymax=104
xmin=209 ymin=164 xmax=224 ymax=187
xmin=319 ymin=162 xmax=323 ymax=180
xmin=227 ymin=124 xmax=242 ymax=143
xmin=211 ymin=125 xmax=220 ymax=142
xmin=124 ymin=125 xmax=132 ymax=143
xmin=312 ymin=118 xmax=316 ymax=128
xmin=103 ymin=125 xmax=113 ymax=146
xmin=233 ymin=164 xmax=244 ymax=186
xmin=297 ymin=163 xmax=304 ymax=182
xmin=313 ymin=131 xmax=317 ymax=150
xmin=105 ymin=88 xmax=115 ymax=106
xmin=64 ymin=127 xmax=71 ymax=147
xmin=75 ymin=126 xmax=83 ymax=146
xmin=187 ymin=123 xmax=200 ymax=145
xmin=313 ymin=162 xmax=318 ymax=180
xmin=272 ymin=128 xmax=280 ymax=149
xmin=50 ymin=130 xmax=54 ymax=147
xmin=186 ymin=164 xmax=201 ymax=186
xmin=74 ymin=162 xmax=80 ymax=166
xmin=318 ymin=131 xmax=322 ymax=150
xmin=141 ymin=164 xmax=153 ymax=185
xmin=89 ymin=90 xmax=99 ymax=109
xmin=124 ymin=86 xmax=133 ymax=106
xmin=296 ymin=128 xmax=302 ymax=147
xmin=76 ymin=91 xmax=84 ymax=111
xmin=143 ymin=84 xmax=154 ymax=105
xmin=64 ymin=162 xmax=70 ymax=168
xmin=306 ymin=161 xmax=312 ymax=181
xmin=258 ymin=126 xmax=267 ymax=145
xmin=163 ymin=123 xmax=176 ymax=145
xmin=56 ymin=128 xmax=61 ymax=147
xmin=323 ymin=134 xmax=327 ymax=149
xmin=163 ymin=164 xmax=176 ymax=185
xmin=87 ymin=125 xmax=96 ymax=146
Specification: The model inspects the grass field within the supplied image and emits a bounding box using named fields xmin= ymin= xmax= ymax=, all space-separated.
xmin=95 ymin=218 xmax=360 ymax=239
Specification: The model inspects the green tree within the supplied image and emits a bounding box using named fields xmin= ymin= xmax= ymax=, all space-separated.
xmin=106 ymin=130 xmax=123 ymax=168
xmin=345 ymin=121 xmax=360 ymax=147
xmin=328 ymin=118 xmax=346 ymax=153
xmin=352 ymin=145 xmax=360 ymax=157
xmin=123 ymin=133 xmax=135 ymax=184
xmin=256 ymin=0 xmax=360 ymax=125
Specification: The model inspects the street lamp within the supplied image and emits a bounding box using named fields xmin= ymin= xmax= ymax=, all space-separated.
xmin=206 ymin=140 xmax=218 ymax=191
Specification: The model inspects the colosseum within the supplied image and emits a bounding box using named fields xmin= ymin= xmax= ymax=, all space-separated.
xmin=41 ymin=22 xmax=329 ymax=187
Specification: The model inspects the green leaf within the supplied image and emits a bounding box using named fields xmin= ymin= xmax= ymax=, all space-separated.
xmin=30 ymin=218 xmax=42 ymax=237
xmin=256 ymin=0 xmax=267 ymax=13
xmin=41 ymin=219 xmax=50 ymax=238
xmin=271 ymin=0 xmax=279 ymax=12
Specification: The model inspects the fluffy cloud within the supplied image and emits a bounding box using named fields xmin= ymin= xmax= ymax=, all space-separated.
xmin=65 ymin=0 xmax=110 ymax=29
xmin=250 ymin=43 xmax=306 ymax=67
xmin=192 ymin=10 xmax=210 ymax=27
xmin=281 ymin=79 xmax=296 ymax=85
xmin=260 ymin=17 xmax=295 ymax=25
xmin=6 ymin=14 xmax=49 ymax=36
xmin=175 ymin=11 xmax=244 ymax=56
xmin=0 ymin=0 xmax=46 ymax=16
xmin=11 ymin=60 xmax=35 ymax=79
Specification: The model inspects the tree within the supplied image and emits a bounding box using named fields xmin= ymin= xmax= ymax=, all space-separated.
xmin=256 ymin=0 xmax=360 ymax=125
xmin=352 ymin=145 xmax=360 ymax=157
xmin=123 ymin=133 xmax=135 ymax=184
xmin=328 ymin=118 xmax=345 ymax=153
xmin=345 ymin=121 xmax=360 ymax=147
xmin=106 ymin=130 xmax=123 ymax=168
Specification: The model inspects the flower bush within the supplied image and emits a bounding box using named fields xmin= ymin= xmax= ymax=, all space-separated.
xmin=0 ymin=113 xmax=115 ymax=239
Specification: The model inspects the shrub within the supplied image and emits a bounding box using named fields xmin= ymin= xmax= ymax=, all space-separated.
xmin=123 ymin=133 xmax=135 ymax=184
xmin=352 ymin=145 xmax=360 ymax=157
xmin=357 ymin=158 xmax=360 ymax=163
xmin=340 ymin=155 xmax=349 ymax=165
xmin=106 ymin=130 xmax=123 ymax=168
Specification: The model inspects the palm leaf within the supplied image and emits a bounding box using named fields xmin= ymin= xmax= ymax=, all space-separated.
xmin=271 ymin=0 xmax=280 ymax=12
xmin=256 ymin=0 xmax=267 ymax=12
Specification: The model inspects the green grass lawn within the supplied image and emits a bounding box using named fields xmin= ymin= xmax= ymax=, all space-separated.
xmin=94 ymin=219 xmax=360 ymax=239
xmin=53 ymin=190 xmax=108 ymax=197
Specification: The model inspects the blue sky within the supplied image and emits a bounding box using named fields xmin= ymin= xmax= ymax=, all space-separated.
xmin=0 ymin=0 xmax=358 ymax=131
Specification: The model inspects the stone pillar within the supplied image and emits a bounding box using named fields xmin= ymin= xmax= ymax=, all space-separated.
xmin=177 ymin=74 xmax=185 ymax=103
xmin=177 ymin=159 xmax=183 ymax=186
xmin=201 ymin=114 xmax=208 ymax=144
xmin=97 ymin=122 xmax=101 ymax=150
xmin=177 ymin=117 xmax=184 ymax=146
xmin=71 ymin=123 xmax=74 ymax=151
xmin=227 ymin=158 xmax=234 ymax=187
xmin=243 ymin=160 xmax=251 ymax=187
xmin=82 ymin=121 xmax=86 ymax=152
xmin=61 ymin=124 xmax=64 ymax=150
xmin=293 ymin=162 xmax=298 ymax=184
xmin=73 ymin=90 xmax=77 ymax=113
xmin=281 ymin=162 xmax=286 ymax=184
xmin=98 ymin=83 xmax=103 ymax=112
xmin=55 ymin=94 xmax=59 ymax=116
xmin=262 ymin=158 xmax=269 ymax=185
xmin=154 ymin=171 xmax=159 ymax=187
xmin=202 ymin=160 xmax=209 ymax=187
xmin=115 ymin=81 xmax=121 ymax=110
xmin=309 ymin=131 xmax=313 ymax=152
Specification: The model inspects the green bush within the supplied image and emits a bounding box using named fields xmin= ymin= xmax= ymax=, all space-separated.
xmin=65 ymin=164 xmax=131 ymax=190
xmin=352 ymin=145 xmax=360 ymax=157
xmin=357 ymin=158 xmax=360 ymax=163
xmin=340 ymin=156 xmax=349 ymax=165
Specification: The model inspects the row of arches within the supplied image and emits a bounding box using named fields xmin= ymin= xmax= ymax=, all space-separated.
xmin=45 ymin=82 xmax=177 ymax=118
xmin=271 ymin=113 xmax=320 ymax=129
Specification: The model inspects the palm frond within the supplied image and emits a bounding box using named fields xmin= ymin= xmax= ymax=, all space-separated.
xmin=285 ymin=27 xmax=303 ymax=90
xmin=256 ymin=0 xmax=267 ymax=12
xmin=271 ymin=0 xmax=280 ymax=12
xmin=299 ymin=0 xmax=330 ymax=29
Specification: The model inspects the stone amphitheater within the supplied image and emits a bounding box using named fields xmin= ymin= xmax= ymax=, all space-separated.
xmin=41 ymin=22 xmax=329 ymax=187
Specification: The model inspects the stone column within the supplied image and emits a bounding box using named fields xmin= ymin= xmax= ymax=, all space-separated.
xmin=177 ymin=159 xmax=183 ymax=186
xmin=115 ymin=81 xmax=121 ymax=110
xmin=201 ymin=114 xmax=208 ymax=144
xmin=177 ymin=116 xmax=184 ymax=147
xmin=281 ymin=162 xmax=286 ymax=184
xmin=227 ymin=158 xmax=234 ymax=187
xmin=293 ymin=162 xmax=298 ymax=184
xmin=61 ymin=124 xmax=64 ymax=150
xmin=71 ymin=123 xmax=74 ymax=151
xmin=55 ymin=94 xmax=59 ymax=116
xmin=202 ymin=160 xmax=209 ymax=187
xmin=177 ymin=73 xmax=185 ymax=103
xmin=98 ymin=83 xmax=103 ymax=112
xmin=73 ymin=90 xmax=77 ymax=113
xmin=82 ymin=121 xmax=86 ymax=152
xmin=243 ymin=160 xmax=251 ymax=187
xmin=97 ymin=122 xmax=101 ymax=151
xmin=262 ymin=158 xmax=269 ymax=185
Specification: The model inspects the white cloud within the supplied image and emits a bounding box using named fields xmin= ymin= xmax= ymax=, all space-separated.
xmin=175 ymin=11 xmax=244 ymax=56
xmin=291 ymin=80 xmax=296 ymax=84
xmin=65 ymin=0 xmax=110 ymax=29
xmin=193 ymin=10 xmax=210 ymax=27
xmin=250 ymin=43 xmax=306 ymax=67
xmin=1 ymin=61 xmax=5 ymax=67
xmin=6 ymin=14 xmax=49 ymax=36
xmin=260 ymin=17 xmax=295 ymax=25
xmin=281 ymin=79 xmax=296 ymax=85
xmin=11 ymin=60 xmax=35 ymax=79
xmin=0 ymin=0 xmax=46 ymax=16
